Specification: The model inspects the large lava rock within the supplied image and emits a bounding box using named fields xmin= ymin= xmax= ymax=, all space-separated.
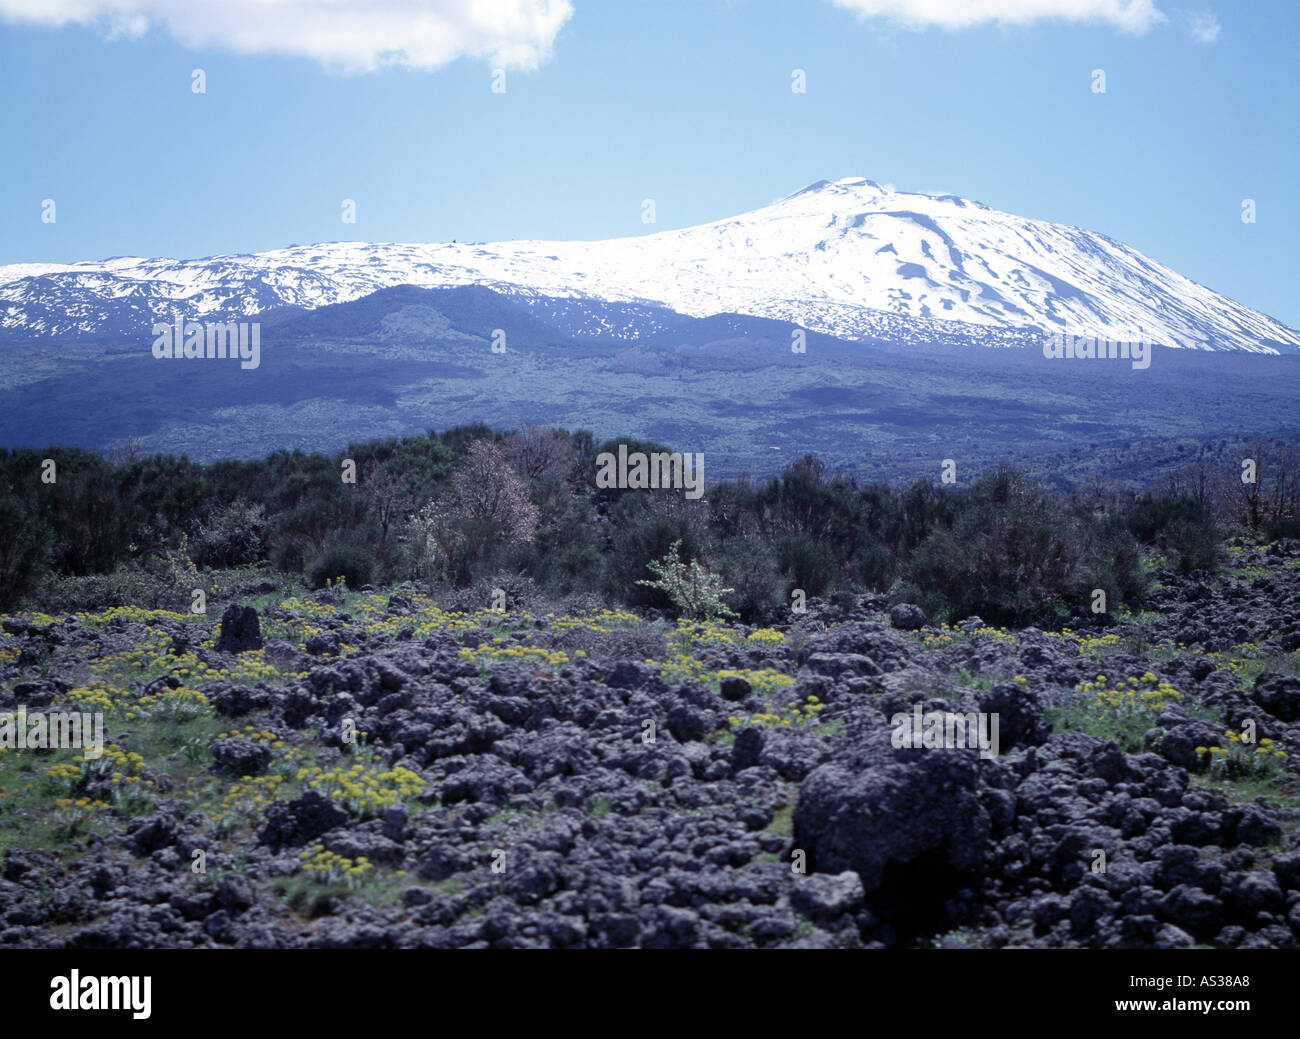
xmin=797 ymin=621 xmax=913 ymax=673
xmin=793 ymin=729 xmax=989 ymax=893
xmin=1249 ymin=672 xmax=1300 ymax=722
xmin=216 ymin=604 xmax=262 ymax=654
xmin=258 ymin=791 xmax=349 ymax=849
xmin=976 ymin=681 xmax=1050 ymax=750
xmin=888 ymin=603 xmax=927 ymax=631
xmin=211 ymin=736 xmax=271 ymax=776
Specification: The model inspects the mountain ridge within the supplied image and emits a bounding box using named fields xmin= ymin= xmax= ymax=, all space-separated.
xmin=3 ymin=177 xmax=1297 ymax=353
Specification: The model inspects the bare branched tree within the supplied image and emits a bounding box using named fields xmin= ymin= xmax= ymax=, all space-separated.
xmin=504 ymin=426 xmax=572 ymax=482
xmin=363 ymin=463 xmax=415 ymax=542
xmin=106 ymin=436 xmax=144 ymax=467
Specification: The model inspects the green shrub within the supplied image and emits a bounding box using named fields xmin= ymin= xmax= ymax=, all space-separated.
xmin=531 ymin=540 xmax=605 ymax=596
xmin=1076 ymin=515 xmax=1146 ymax=611
xmin=1122 ymin=493 xmax=1220 ymax=573
xmin=1162 ymin=518 xmax=1221 ymax=574
xmin=841 ymin=523 xmax=894 ymax=591
xmin=26 ymin=566 xmax=181 ymax=613
xmin=718 ymin=539 xmax=784 ymax=622
xmin=775 ymin=533 xmax=835 ymax=599
xmin=904 ymin=467 xmax=1080 ymax=625
xmin=1263 ymin=517 xmax=1300 ymax=542
xmin=608 ymin=511 xmax=705 ymax=609
xmin=307 ymin=543 xmax=376 ymax=590
xmin=888 ymin=581 xmax=949 ymax=625
xmin=194 ymin=499 xmax=267 ymax=568
xmin=0 ymin=494 xmax=49 ymax=609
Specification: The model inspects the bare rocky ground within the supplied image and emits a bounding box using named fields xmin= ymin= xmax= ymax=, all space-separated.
xmin=2 ymin=541 xmax=1300 ymax=949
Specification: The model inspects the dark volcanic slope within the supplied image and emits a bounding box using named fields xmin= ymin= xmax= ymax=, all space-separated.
xmin=5 ymin=286 xmax=1300 ymax=489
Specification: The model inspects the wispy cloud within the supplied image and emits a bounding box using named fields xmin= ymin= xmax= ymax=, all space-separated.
xmin=826 ymin=0 xmax=1166 ymax=34
xmin=0 ymin=0 xmax=575 ymax=73
xmin=1187 ymin=10 xmax=1221 ymax=43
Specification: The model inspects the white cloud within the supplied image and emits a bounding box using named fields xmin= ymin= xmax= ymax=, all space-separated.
xmin=0 ymin=0 xmax=575 ymax=72
xmin=826 ymin=0 xmax=1166 ymax=34
xmin=1187 ymin=11 xmax=1220 ymax=43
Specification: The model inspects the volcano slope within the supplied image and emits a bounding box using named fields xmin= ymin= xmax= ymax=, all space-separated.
xmin=1 ymin=542 xmax=1299 ymax=949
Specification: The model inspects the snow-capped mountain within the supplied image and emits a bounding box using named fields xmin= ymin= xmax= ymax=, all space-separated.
xmin=3 ymin=177 xmax=1297 ymax=352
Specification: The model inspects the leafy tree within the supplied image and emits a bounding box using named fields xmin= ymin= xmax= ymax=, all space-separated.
xmin=637 ymin=540 xmax=737 ymax=620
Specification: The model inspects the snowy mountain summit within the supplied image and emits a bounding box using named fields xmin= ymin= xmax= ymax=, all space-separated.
xmin=3 ymin=177 xmax=1297 ymax=352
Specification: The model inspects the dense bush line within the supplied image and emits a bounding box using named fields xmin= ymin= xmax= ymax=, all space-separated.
xmin=0 ymin=426 xmax=1264 ymax=623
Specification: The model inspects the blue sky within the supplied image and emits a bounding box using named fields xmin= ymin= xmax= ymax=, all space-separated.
xmin=1 ymin=0 xmax=1296 ymax=326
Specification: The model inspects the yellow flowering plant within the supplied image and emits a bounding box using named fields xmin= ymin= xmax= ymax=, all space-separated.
xmin=1195 ymin=733 xmax=1288 ymax=782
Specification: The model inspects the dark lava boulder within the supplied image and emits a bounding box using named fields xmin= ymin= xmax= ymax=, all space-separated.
xmin=1150 ymin=718 xmax=1222 ymax=770
xmin=1249 ymin=672 xmax=1300 ymax=722
xmin=259 ymin=791 xmax=349 ymax=849
xmin=211 ymin=737 xmax=271 ymax=777
xmin=127 ymin=814 xmax=180 ymax=856
xmin=889 ymin=603 xmax=927 ymax=631
xmin=793 ymin=730 xmax=989 ymax=893
xmin=215 ymin=605 xmax=262 ymax=654
xmin=797 ymin=622 xmax=913 ymax=673
xmin=719 ymin=674 xmax=752 ymax=701
xmin=976 ymin=681 xmax=1050 ymax=750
